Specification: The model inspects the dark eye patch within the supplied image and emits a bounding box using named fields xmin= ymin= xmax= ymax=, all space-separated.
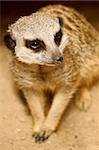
xmin=54 ymin=29 xmax=62 ymax=46
xmin=57 ymin=17 xmax=64 ymax=26
xmin=25 ymin=39 xmax=46 ymax=52
xmin=4 ymin=33 xmax=16 ymax=52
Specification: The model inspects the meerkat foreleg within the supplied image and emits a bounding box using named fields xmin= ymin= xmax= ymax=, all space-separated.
xmin=33 ymin=88 xmax=74 ymax=142
xmin=22 ymin=89 xmax=45 ymax=134
xmin=75 ymin=87 xmax=91 ymax=111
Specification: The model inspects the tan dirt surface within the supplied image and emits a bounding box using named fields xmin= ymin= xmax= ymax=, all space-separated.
xmin=0 ymin=4 xmax=99 ymax=150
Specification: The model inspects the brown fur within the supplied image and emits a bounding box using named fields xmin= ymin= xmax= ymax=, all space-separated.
xmin=5 ymin=5 xmax=99 ymax=142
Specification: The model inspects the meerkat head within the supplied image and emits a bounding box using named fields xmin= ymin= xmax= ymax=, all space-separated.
xmin=4 ymin=12 xmax=68 ymax=66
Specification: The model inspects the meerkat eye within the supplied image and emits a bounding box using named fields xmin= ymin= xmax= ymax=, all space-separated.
xmin=25 ymin=39 xmax=46 ymax=52
xmin=54 ymin=29 xmax=62 ymax=46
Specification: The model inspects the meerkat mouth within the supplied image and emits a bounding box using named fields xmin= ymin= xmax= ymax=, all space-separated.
xmin=39 ymin=61 xmax=63 ymax=66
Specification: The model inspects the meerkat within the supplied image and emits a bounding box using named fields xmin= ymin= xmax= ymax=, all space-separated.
xmin=4 ymin=5 xmax=99 ymax=142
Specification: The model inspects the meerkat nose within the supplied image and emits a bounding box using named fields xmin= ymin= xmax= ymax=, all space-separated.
xmin=55 ymin=56 xmax=63 ymax=62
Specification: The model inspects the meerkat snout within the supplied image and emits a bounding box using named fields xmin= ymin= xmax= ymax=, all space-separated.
xmin=53 ymin=54 xmax=63 ymax=63
xmin=55 ymin=56 xmax=63 ymax=62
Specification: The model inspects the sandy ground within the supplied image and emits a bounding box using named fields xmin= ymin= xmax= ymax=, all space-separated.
xmin=0 ymin=37 xmax=99 ymax=150
xmin=0 ymin=5 xmax=99 ymax=149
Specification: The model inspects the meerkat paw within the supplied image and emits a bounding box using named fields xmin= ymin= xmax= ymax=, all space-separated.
xmin=75 ymin=88 xmax=91 ymax=111
xmin=32 ymin=122 xmax=45 ymax=142
xmin=32 ymin=125 xmax=54 ymax=143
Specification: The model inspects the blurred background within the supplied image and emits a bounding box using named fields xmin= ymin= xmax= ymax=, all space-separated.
xmin=1 ymin=1 xmax=99 ymax=40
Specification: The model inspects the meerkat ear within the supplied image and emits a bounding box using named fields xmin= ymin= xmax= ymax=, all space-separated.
xmin=57 ymin=16 xmax=64 ymax=26
xmin=4 ymin=33 xmax=16 ymax=52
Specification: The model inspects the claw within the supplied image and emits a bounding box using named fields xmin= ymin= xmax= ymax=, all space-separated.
xmin=35 ymin=135 xmax=41 ymax=142
xmin=32 ymin=132 xmax=49 ymax=143
xmin=32 ymin=133 xmax=37 ymax=138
